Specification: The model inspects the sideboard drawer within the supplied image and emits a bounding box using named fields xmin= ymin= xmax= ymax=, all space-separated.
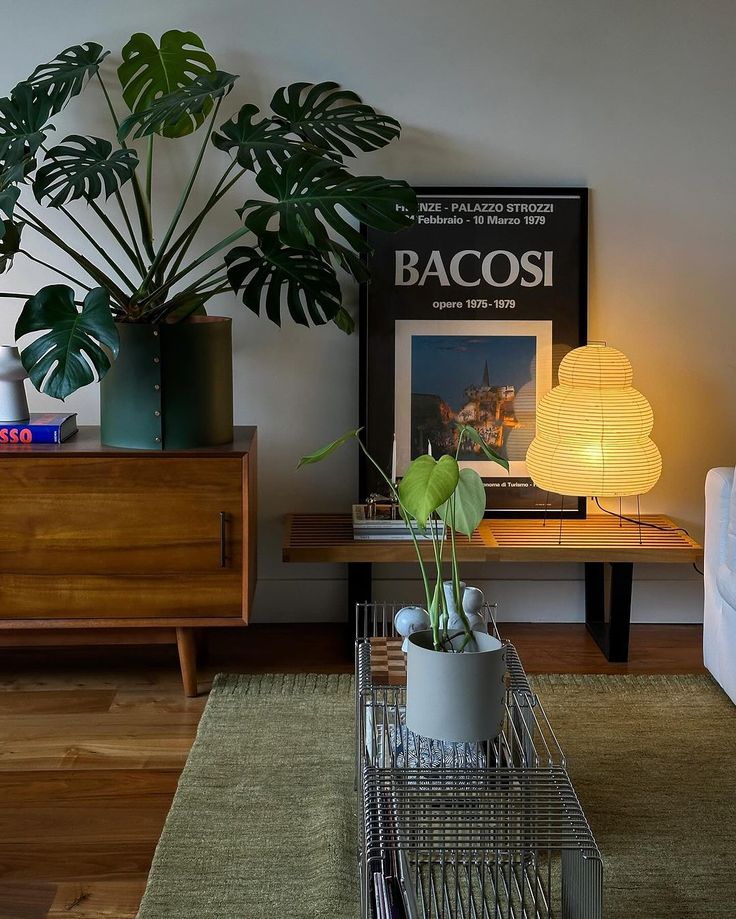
xmin=0 ymin=455 xmax=246 ymax=620
xmin=0 ymin=572 xmax=243 ymax=620
xmin=0 ymin=457 xmax=243 ymax=573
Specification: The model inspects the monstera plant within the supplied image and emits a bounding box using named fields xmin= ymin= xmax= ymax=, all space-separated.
xmin=0 ymin=31 xmax=415 ymax=447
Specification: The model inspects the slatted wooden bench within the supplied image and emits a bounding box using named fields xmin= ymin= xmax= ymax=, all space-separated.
xmin=283 ymin=513 xmax=702 ymax=661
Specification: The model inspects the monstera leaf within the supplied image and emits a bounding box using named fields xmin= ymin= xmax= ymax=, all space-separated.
xmin=0 ymin=169 xmax=20 ymax=256
xmin=327 ymin=240 xmax=370 ymax=282
xmin=0 ymin=220 xmax=22 ymax=273
xmin=118 ymin=71 xmax=237 ymax=141
xmin=33 ymin=135 xmax=139 ymax=206
xmin=225 ymin=234 xmax=342 ymax=327
xmin=240 ymin=153 xmax=416 ymax=253
xmin=162 ymin=291 xmax=208 ymax=322
xmin=437 ymin=468 xmax=487 ymax=537
xmin=0 ymin=82 xmax=55 ymax=167
xmin=118 ymin=30 xmax=217 ymax=138
xmin=398 ymin=455 xmax=460 ymax=529
xmin=297 ymin=427 xmax=362 ymax=468
xmin=0 ymin=184 xmax=19 ymax=226
xmin=25 ymin=43 xmax=109 ymax=115
xmin=212 ymin=104 xmax=324 ymax=170
xmin=270 ymin=82 xmax=400 ymax=157
xmin=15 ymin=285 xmax=119 ymax=400
xmin=455 ymin=421 xmax=509 ymax=470
xmin=331 ymin=307 xmax=356 ymax=334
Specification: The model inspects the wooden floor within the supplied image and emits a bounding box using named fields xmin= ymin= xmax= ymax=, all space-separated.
xmin=0 ymin=623 xmax=706 ymax=919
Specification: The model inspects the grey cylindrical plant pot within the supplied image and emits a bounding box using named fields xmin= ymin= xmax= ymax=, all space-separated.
xmin=406 ymin=630 xmax=506 ymax=743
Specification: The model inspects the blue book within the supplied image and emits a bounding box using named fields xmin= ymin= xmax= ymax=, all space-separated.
xmin=0 ymin=413 xmax=78 ymax=445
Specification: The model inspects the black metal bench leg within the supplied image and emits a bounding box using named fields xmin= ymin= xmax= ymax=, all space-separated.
xmin=347 ymin=562 xmax=373 ymax=647
xmin=585 ymin=561 xmax=634 ymax=662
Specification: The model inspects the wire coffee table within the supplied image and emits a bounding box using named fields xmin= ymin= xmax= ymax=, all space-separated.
xmin=356 ymin=602 xmax=603 ymax=919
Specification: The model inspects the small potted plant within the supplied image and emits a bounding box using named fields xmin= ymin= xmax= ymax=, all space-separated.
xmin=299 ymin=423 xmax=509 ymax=743
xmin=0 ymin=31 xmax=415 ymax=448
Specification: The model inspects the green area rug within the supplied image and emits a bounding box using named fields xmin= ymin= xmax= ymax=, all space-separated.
xmin=137 ymin=674 xmax=357 ymax=919
xmin=137 ymin=672 xmax=736 ymax=919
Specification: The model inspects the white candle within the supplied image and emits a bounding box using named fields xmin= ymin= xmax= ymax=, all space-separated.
xmin=391 ymin=432 xmax=397 ymax=484
xmin=427 ymin=439 xmax=433 ymax=457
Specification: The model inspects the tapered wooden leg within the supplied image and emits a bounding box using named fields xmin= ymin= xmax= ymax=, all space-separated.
xmin=176 ymin=627 xmax=198 ymax=697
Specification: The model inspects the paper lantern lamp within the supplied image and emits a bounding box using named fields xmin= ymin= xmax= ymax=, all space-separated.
xmin=526 ymin=343 xmax=662 ymax=497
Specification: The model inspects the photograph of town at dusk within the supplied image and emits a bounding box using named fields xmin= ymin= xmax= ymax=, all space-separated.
xmin=409 ymin=334 xmax=536 ymax=462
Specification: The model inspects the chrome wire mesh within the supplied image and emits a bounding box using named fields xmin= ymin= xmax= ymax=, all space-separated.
xmin=356 ymin=602 xmax=602 ymax=919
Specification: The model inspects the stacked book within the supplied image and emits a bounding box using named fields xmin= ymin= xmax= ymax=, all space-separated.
xmin=352 ymin=504 xmax=445 ymax=541
xmin=0 ymin=413 xmax=78 ymax=445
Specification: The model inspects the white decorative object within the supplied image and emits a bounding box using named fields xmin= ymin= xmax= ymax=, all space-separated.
xmin=462 ymin=585 xmax=485 ymax=617
xmin=0 ymin=346 xmax=30 ymax=422
xmin=704 ymin=467 xmax=736 ymax=704
xmin=442 ymin=579 xmax=465 ymax=629
xmin=395 ymin=606 xmax=430 ymax=651
xmin=443 ymin=580 xmax=487 ymax=633
xmin=464 ymin=610 xmax=487 ymax=633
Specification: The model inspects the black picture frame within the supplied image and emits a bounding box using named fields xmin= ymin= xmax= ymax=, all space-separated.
xmin=359 ymin=186 xmax=588 ymax=518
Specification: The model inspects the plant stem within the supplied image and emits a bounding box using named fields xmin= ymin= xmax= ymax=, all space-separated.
xmin=136 ymin=225 xmax=251 ymax=309
xmin=146 ymin=137 xmax=153 ymax=207
xmin=195 ymin=272 xmax=228 ymax=290
xmin=0 ymin=292 xmax=33 ymax=299
xmin=139 ymin=263 xmax=229 ymax=321
xmin=184 ymin=277 xmax=229 ymax=301
xmin=30 ymin=188 xmax=138 ymax=292
xmin=88 ymin=197 xmax=144 ymax=271
xmin=58 ymin=203 xmax=136 ymax=289
xmin=138 ymin=100 xmax=222 ymax=295
xmin=448 ymin=493 xmax=472 ymax=641
xmin=19 ymin=250 xmax=93 ymax=289
xmin=186 ymin=264 xmax=226 ymax=291
xmin=451 ymin=428 xmax=473 ymax=642
xmin=355 ymin=438 xmax=433 ymax=612
xmin=428 ymin=515 xmax=446 ymax=649
xmin=164 ymin=161 xmax=245 ymax=277
xmin=113 ymin=190 xmax=146 ymax=272
xmin=194 ymin=283 xmax=230 ymax=298
xmin=16 ymin=207 xmax=128 ymax=306
xmin=96 ymin=71 xmax=156 ymax=261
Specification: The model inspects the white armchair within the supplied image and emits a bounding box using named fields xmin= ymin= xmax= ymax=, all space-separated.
xmin=704 ymin=467 xmax=736 ymax=702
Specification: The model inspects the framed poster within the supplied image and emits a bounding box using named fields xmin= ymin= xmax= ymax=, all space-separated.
xmin=360 ymin=186 xmax=588 ymax=517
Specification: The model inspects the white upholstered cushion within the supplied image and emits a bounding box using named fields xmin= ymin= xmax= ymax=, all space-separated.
xmin=728 ymin=476 xmax=736 ymax=571
xmin=704 ymin=468 xmax=736 ymax=701
xmin=717 ymin=563 xmax=736 ymax=610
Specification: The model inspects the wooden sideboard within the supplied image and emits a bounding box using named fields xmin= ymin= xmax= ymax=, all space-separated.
xmin=0 ymin=426 xmax=257 ymax=695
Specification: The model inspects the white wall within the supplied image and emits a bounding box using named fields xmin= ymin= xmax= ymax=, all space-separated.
xmin=2 ymin=0 xmax=733 ymax=622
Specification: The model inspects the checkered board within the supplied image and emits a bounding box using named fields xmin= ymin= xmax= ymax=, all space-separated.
xmin=369 ymin=637 xmax=407 ymax=685
xmin=369 ymin=635 xmax=516 ymax=690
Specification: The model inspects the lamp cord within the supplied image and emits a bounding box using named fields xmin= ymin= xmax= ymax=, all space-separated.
xmin=592 ymin=497 xmax=703 ymax=576
xmin=592 ymin=496 xmax=689 ymax=533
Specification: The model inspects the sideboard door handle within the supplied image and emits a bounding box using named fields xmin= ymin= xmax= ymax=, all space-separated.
xmin=219 ymin=511 xmax=229 ymax=568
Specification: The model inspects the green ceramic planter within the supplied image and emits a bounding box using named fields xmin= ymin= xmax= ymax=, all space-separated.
xmin=100 ymin=316 xmax=233 ymax=450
